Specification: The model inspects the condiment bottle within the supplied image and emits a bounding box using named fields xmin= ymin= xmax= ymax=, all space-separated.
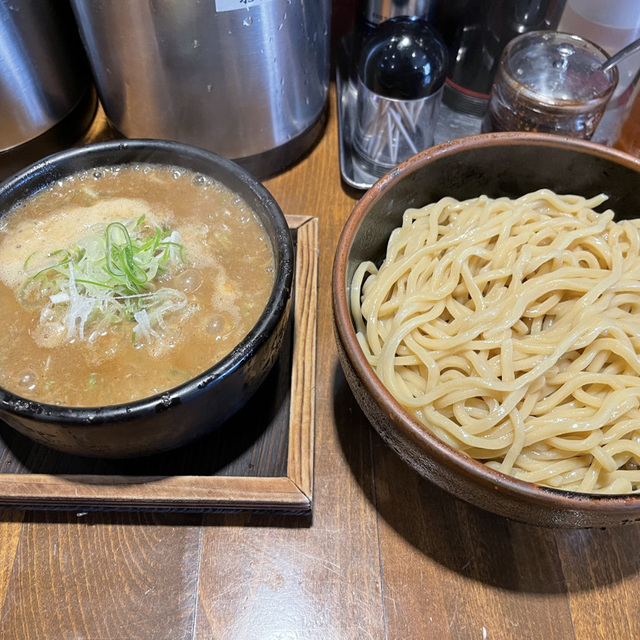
xmin=434 ymin=0 xmax=564 ymax=117
xmin=352 ymin=16 xmax=448 ymax=176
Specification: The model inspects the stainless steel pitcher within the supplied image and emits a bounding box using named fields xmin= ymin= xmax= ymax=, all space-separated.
xmin=70 ymin=0 xmax=331 ymax=177
xmin=0 ymin=0 xmax=96 ymax=178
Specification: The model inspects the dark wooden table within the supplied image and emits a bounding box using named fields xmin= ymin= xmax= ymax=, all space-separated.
xmin=1 ymin=86 xmax=640 ymax=640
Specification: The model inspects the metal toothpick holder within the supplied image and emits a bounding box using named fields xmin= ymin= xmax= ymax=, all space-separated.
xmin=353 ymin=17 xmax=448 ymax=177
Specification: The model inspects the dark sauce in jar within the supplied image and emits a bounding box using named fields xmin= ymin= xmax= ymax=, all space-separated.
xmin=483 ymin=31 xmax=618 ymax=139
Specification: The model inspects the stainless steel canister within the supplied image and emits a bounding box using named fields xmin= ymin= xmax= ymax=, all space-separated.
xmin=70 ymin=0 xmax=331 ymax=178
xmin=0 ymin=0 xmax=96 ymax=179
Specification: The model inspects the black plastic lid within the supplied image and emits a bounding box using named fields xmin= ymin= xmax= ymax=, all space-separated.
xmin=358 ymin=16 xmax=449 ymax=100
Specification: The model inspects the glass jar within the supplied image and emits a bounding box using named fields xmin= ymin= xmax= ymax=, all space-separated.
xmin=482 ymin=30 xmax=618 ymax=139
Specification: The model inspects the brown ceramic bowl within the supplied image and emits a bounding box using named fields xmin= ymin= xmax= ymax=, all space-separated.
xmin=333 ymin=132 xmax=640 ymax=528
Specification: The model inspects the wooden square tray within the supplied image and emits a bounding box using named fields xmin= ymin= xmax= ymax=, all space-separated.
xmin=0 ymin=216 xmax=317 ymax=514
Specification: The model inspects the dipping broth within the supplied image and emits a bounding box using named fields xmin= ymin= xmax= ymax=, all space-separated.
xmin=0 ymin=164 xmax=276 ymax=407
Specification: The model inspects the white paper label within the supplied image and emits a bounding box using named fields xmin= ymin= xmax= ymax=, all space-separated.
xmin=215 ymin=0 xmax=275 ymax=12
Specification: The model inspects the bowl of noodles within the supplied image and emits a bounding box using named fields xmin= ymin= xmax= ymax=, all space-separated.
xmin=0 ymin=139 xmax=294 ymax=457
xmin=333 ymin=131 xmax=640 ymax=528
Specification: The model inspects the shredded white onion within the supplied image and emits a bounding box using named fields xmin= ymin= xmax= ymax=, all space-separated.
xmin=133 ymin=309 xmax=159 ymax=341
xmin=49 ymin=292 xmax=69 ymax=304
xmin=65 ymin=265 xmax=105 ymax=340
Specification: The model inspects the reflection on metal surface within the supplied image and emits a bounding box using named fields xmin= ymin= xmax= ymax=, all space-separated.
xmin=0 ymin=1 xmax=93 ymax=153
xmin=70 ymin=0 xmax=331 ymax=177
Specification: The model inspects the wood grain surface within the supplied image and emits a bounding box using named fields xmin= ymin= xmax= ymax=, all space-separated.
xmin=2 ymin=59 xmax=640 ymax=640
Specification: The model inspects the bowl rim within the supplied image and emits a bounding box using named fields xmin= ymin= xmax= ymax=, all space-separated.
xmin=332 ymin=131 xmax=640 ymax=513
xmin=0 ymin=138 xmax=294 ymax=424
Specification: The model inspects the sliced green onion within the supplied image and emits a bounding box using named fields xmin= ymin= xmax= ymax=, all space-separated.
xmin=18 ymin=215 xmax=189 ymax=344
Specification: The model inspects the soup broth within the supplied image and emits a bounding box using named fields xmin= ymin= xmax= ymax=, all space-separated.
xmin=0 ymin=164 xmax=276 ymax=407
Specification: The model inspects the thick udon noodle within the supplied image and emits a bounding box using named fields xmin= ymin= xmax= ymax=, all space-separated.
xmin=351 ymin=189 xmax=640 ymax=494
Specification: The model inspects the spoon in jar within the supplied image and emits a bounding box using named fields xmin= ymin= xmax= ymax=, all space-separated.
xmin=600 ymin=36 xmax=640 ymax=72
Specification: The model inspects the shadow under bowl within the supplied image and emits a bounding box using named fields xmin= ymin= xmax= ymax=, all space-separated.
xmin=333 ymin=131 xmax=640 ymax=528
xmin=0 ymin=139 xmax=294 ymax=458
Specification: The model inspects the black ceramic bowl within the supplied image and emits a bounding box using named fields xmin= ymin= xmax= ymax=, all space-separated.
xmin=333 ymin=132 xmax=640 ymax=528
xmin=0 ymin=139 xmax=294 ymax=457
